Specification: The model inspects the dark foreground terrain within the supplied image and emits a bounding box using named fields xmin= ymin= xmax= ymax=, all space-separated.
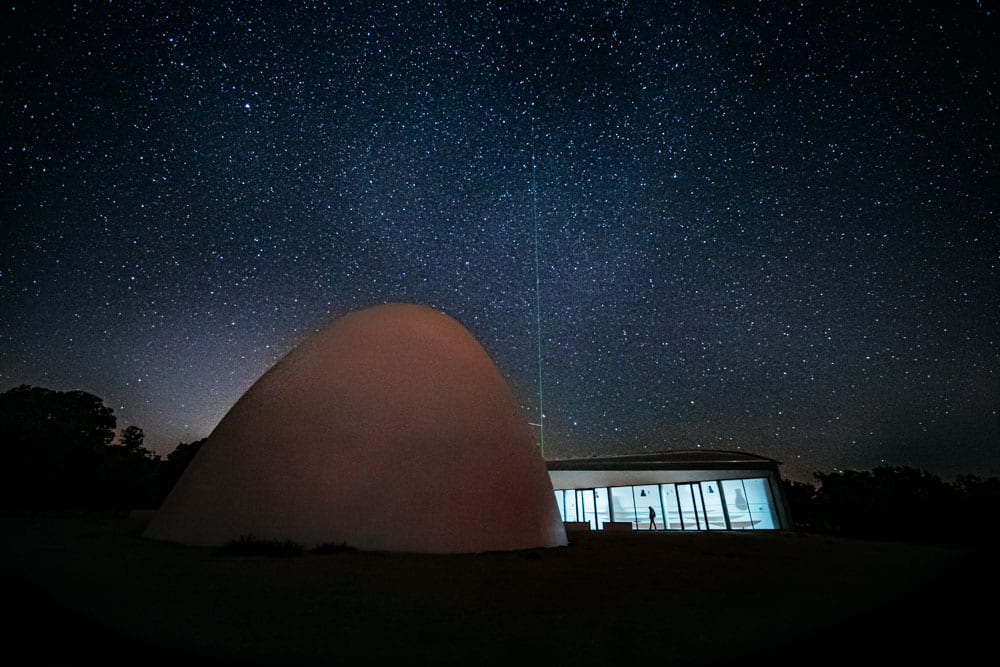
xmin=1 ymin=515 xmax=993 ymax=666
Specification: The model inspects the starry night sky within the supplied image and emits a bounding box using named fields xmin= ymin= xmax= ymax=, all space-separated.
xmin=1 ymin=1 xmax=997 ymax=482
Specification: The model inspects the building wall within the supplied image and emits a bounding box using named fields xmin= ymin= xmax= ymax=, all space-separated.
xmin=549 ymin=467 xmax=776 ymax=489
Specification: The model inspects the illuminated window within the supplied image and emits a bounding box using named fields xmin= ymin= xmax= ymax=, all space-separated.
xmin=594 ymin=488 xmax=611 ymax=529
xmin=660 ymin=484 xmax=682 ymax=530
xmin=700 ymin=481 xmax=728 ymax=529
xmin=564 ymin=489 xmax=578 ymax=522
xmin=610 ymin=486 xmax=636 ymax=527
xmin=722 ymin=478 xmax=778 ymax=530
xmin=677 ymin=484 xmax=703 ymax=530
xmin=743 ymin=478 xmax=778 ymax=529
xmin=633 ymin=485 xmax=662 ymax=530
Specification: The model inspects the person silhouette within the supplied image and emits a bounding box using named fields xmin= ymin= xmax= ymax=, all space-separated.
xmin=648 ymin=505 xmax=657 ymax=530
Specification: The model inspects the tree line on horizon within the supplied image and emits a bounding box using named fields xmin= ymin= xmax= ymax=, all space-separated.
xmin=0 ymin=385 xmax=203 ymax=510
xmin=781 ymin=469 xmax=999 ymax=546
xmin=1 ymin=384 xmax=997 ymax=546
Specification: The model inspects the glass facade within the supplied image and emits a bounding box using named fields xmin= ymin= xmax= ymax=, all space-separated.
xmin=554 ymin=477 xmax=780 ymax=531
xmin=660 ymin=484 xmax=681 ymax=530
xmin=610 ymin=486 xmax=636 ymax=525
xmin=676 ymin=483 xmax=701 ymax=530
xmin=721 ymin=478 xmax=778 ymax=530
xmin=700 ymin=481 xmax=728 ymax=530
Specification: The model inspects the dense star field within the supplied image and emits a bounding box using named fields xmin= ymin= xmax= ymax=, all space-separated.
xmin=1 ymin=1 xmax=997 ymax=481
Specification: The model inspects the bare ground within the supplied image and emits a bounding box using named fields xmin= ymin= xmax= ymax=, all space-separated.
xmin=1 ymin=516 xmax=993 ymax=666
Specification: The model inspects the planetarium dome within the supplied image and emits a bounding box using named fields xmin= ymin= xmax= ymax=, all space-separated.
xmin=144 ymin=303 xmax=567 ymax=553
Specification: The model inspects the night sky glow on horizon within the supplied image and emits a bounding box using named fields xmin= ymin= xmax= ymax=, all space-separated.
xmin=1 ymin=1 xmax=997 ymax=482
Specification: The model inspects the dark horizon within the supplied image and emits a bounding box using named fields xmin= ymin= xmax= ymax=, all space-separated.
xmin=2 ymin=2 xmax=997 ymax=482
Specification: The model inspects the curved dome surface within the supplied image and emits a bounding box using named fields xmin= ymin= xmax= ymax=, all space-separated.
xmin=145 ymin=303 xmax=567 ymax=553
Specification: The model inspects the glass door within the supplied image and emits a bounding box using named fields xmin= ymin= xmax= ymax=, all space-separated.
xmin=699 ymin=481 xmax=728 ymax=529
xmin=634 ymin=485 xmax=662 ymax=530
xmin=576 ymin=489 xmax=597 ymax=529
xmin=594 ymin=488 xmax=610 ymax=529
xmin=677 ymin=483 xmax=708 ymax=530
xmin=660 ymin=484 xmax=682 ymax=530
xmin=564 ymin=489 xmax=578 ymax=522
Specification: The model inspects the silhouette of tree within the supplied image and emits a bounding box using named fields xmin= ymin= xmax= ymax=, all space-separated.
xmin=120 ymin=425 xmax=144 ymax=451
xmin=156 ymin=438 xmax=206 ymax=502
xmin=116 ymin=424 xmax=157 ymax=461
xmin=98 ymin=444 xmax=161 ymax=510
xmin=780 ymin=479 xmax=817 ymax=530
xmin=96 ymin=423 xmax=165 ymax=510
xmin=0 ymin=384 xmax=116 ymax=508
xmin=166 ymin=438 xmax=205 ymax=468
xmin=805 ymin=466 xmax=972 ymax=543
xmin=953 ymin=475 xmax=1000 ymax=545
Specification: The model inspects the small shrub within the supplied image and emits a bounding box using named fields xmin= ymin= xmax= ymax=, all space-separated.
xmin=311 ymin=541 xmax=357 ymax=554
xmin=215 ymin=535 xmax=304 ymax=557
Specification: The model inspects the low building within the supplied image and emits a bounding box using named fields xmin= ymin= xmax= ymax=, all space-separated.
xmin=547 ymin=450 xmax=791 ymax=531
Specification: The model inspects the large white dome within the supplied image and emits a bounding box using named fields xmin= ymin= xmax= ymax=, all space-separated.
xmin=145 ymin=303 xmax=567 ymax=553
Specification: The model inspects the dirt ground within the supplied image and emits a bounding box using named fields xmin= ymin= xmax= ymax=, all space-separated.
xmin=1 ymin=516 xmax=993 ymax=666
